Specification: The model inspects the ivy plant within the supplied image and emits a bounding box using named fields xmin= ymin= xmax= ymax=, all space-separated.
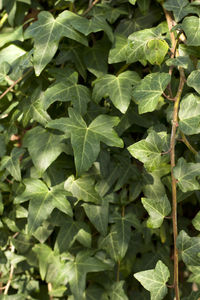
xmin=0 ymin=0 xmax=200 ymax=299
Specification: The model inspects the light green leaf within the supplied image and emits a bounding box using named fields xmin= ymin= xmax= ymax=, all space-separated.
xmin=108 ymin=34 xmax=129 ymax=64
xmin=0 ymin=26 xmax=24 ymax=48
xmin=166 ymin=56 xmax=190 ymax=69
xmin=179 ymin=94 xmax=200 ymax=135
xmin=192 ymin=211 xmax=200 ymax=231
xmin=42 ymin=79 xmax=91 ymax=115
xmin=127 ymin=27 xmax=160 ymax=63
xmin=93 ymin=71 xmax=140 ymax=113
xmin=15 ymin=179 xmax=72 ymax=234
xmin=0 ymin=45 xmax=26 ymax=65
xmin=187 ymin=70 xmax=200 ymax=94
xmin=66 ymin=251 xmax=113 ymax=300
xmin=1 ymin=148 xmax=25 ymax=181
xmin=177 ymin=230 xmax=200 ymax=265
xmin=173 ymin=157 xmax=200 ymax=192
xmin=142 ymin=195 xmax=171 ymax=228
xmin=134 ymin=260 xmax=170 ymax=300
xmin=25 ymin=11 xmax=88 ymax=75
xmin=64 ymin=175 xmax=102 ymax=204
xmin=145 ymin=39 xmax=169 ymax=65
xmin=0 ymin=62 xmax=10 ymax=82
xmin=182 ymin=17 xmax=200 ymax=46
xmin=23 ymin=126 xmax=66 ymax=174
xmin=132 ymin=72 xmax=171 ymax=114
xmin=129 ymin=0 xmax=136 ymax=4
xmin=188 ymin=266 xmax=200 ymax=283
xmin=108 ymin=281 xmax=128 ymax=300
xmin=128 ymin=131 xmax=169 ymax=171
xmin=163 ymin=0 xmax=189 ymax=22
xmin=83 ymin=200 xmax=109 ymax=236
xmin=47 ymin=108 xmax=123 ymax=175
xmin=33 ymin=244 xmax=69 ymax=285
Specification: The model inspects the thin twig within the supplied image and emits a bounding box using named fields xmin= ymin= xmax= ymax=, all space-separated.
xmin=48 ymin=283 xmax=53 ymax=300
xmin=4 ymin=244 xmax=15 ymax=295
xmin=0 ymin=68 xmax=33 ymax=101
xmin=180 ymin=131 xmax=198 ymax=155
xmin=162 ymin=92 xmax=175 ymax=101
xmin=82 ymin=0 xmax=100 ymax=16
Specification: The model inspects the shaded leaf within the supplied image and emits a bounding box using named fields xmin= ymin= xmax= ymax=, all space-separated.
xmin=177 ymin=230 xmax=200 ymax=266
xmin=108 ymin=281 xmax=128 ymax=300
xmin=187 ymin=70 xmax=200 ymax=94
xmin=192 ymin=211 xmax=200 ymax=231
xmin=1 ymin=148 xmax=25 ymax=181
xmin=163 ymin=0 xmax=189 ymax=22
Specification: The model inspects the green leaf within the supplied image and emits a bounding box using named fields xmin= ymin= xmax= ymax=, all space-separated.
xmin=145 ymin=39 xmax=169 ymax=65
xmin=127 ymin=27 xmax=161 ymax=63
xmin=177 ymin=230 xmax=200 ymax=266
xmin=15 ymin=179 xmax=72 ymax=234
xmin=179 ymin=94 xmax=200 ymax=135
xmin=187 ymin=70 xmax=200 ymax=94
xmin=132 ymin=72 xmax=171 ymax=114
xmin=192 ymin=211 xmax=200 ymax=231
xmin=25 ymin=11 xmax=88 ymax=75
xmin=0 ymin=62 xmax=10 ymax=82
xmin=47 ymin=108 xmax=123 ymax=175
xmin=64 ymin=175 xmax=101 ymax=204
xmin=173 ymin=157 xmax=200 ymax=192
xmin=134 ymin=260 xmax=170 ymax=300
xmin=42 ymin=78 xmax=91 ymax=115
xmin=163 ymin=0 xmax=189 ymax=22
xmin=141 ymin=195 xmax=171 ymax=228
xmin=108 ymin=281 xmax=128 ymax=300
xmin=108 ymin=34 xmax=129 ymax=64
xmin=65 ymin=251 xmax=113 ymax=300
xmin=137 ymin=0 xmax=151 ymax=14
xmin=0 ymin=26 xmax=24 ymax=48
xmin=129 ymin=0 xmax=136 ymax=4
xmin=33 ymin=244 xmax=69 ymax=285
xmin=1 ymin=148 xmax=25 ymax=181
xmin=188 ymin=266 xmax=200 ymax=283
xmin=166 ymin=56 xmax=190 ymax=69
xmin=182 ymin=17 xmax=200 ymax=46
xmin=128 ymin=131 xmax=169 ymax=171
xmin=82 ymin=200 xmax=108 ymax=236
xmin=93 ymin=71 xmax=140 ymax=113
xmin=23 ymin=126 xmax=66 ymax=174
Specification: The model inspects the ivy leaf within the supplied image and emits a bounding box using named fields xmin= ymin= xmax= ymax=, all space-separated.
xmin=145 ymin=39 xmax=169 ymax=65
xmin=163 ymin=0 xmax=189 ymax=22
xmin=82 ymin=200 xmax=109 ymax=236
xmin=15 ymin=179 xmax=72 ymax=234
xmin=166 ymin=56 xmax=190 ymax=69
xmin=132 ymin=72 xmax=171 ymax=114
xmin=25 ymin=11 xmax=88 ymax=75
xmin=192 ymin=211 xmax=200 ymax=231
xmin=42 ymin=78 xmax=91 ymax=115
xmin=65 ymin=251 xmax=113 ymax=299
xmin=93 ymin=71 xmax=140 ymax=113
xmin=1 ymin=148 xmax=25 ymax=181
xmin=179 ymin=94 xmax=200 ymax=135
xmin=177 ymin=230 xmax=200 ymax=266
xmin=128 ymin=131 xmax=169 ymax=171
xmin=47 ymin=108 xmax=123 ymax=175
xmin=182 ymin=17 xmax=200 ymax=46
xmin=173 ymin=158 xmax=200 ymax=192
xmin=0 ymin=62 xmax=10 ymax=82
xmin=108 ymin=34 xmax=129 ymax=64
xmin=64 ymin=175 xmax=102 ymax=204
xmin=129 ymin=0 xmax=136 ymax=4
xmin=141 ymin=195 xmax=171 ymax=228
xmin=23 ymin=126 xmax=66 ymax=174
xmin=108 ymin=281 xmax=128 ymax=300
xmin=134 ymin=260 xmax=170 ymax=300
xmin=33 ymin=244 xmax=69 ymax=285
xmin=187 ymin=70 xmax=200 ymax=94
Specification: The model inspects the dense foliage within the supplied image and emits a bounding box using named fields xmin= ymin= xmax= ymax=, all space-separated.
xmin=1 ymin=0 xmax=200 ymax=299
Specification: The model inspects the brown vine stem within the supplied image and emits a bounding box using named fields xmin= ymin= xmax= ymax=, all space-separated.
xmin=163 ymin=6 xmax=186 ymax=300
xmin=0 ymin=68 xmax=33 ymax=101
xmin=180 ymin=131 xmax=198 ymax=155
xmin=4 ymin=244 xmax=15 ymax=295
xmin=48 ymin=283 xmax=53 ymax=300
xmin=82 ymin=0 xmax=100 ymax=16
